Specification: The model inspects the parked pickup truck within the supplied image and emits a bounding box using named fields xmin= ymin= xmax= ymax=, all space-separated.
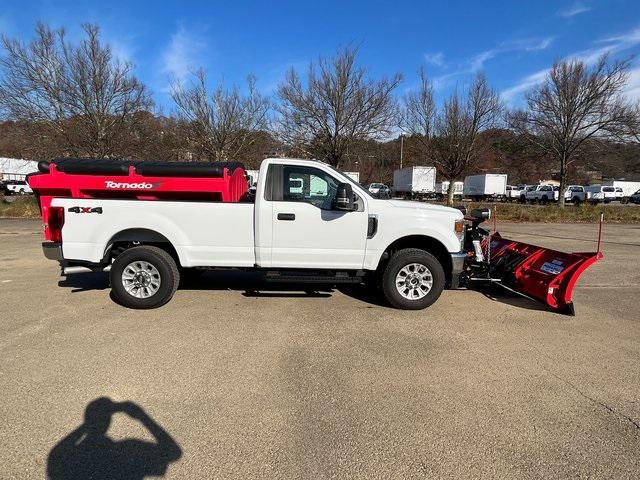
xmin=4 ymin=180 xmax=33 ymax=195
xmin=506 ymin=184 xmax=527 ymax=201
xmin=564 ymin=185 xmax=586 ymax=203
xmin=525 ymin=184 xmax=559 ymax=203
xmin=28 ymin=158 xmax=467 ymax=310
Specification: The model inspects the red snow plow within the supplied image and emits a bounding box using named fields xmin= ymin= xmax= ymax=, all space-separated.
xmin=462 ymin=208 xmax=603 ymax=315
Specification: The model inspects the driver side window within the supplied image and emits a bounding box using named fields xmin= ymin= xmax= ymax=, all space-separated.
xmin=282 ymin=166 xmax=339 ymax=210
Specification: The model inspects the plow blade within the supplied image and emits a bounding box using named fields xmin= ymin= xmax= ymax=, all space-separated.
xmin=487 ymin=233 xmax=603 ymax=315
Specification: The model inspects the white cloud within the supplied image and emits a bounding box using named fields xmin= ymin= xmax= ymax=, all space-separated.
xmin=433 ymin=36 xmax=554 ymax=89
xmin=624 ymin=67 xmax=640 ymax=102
xmin=469 ymin=50 xmax=496 ymax=71
xmin=424 ymin=52 xmax=445 ymax=67
xmin=108 ymin=38 xmax=134 ymax=64
xmin=558 ymin=2 xmax=592 ymax=18
xmin=161 ymin=25 xmax=207 ymax=87
xmin=500 ymin=69 xmax=549 ymax=102
xmin=506 ymin=37 xmax=555 ymax=52
xmin=500 ymin=25 xmax=640 ymax=104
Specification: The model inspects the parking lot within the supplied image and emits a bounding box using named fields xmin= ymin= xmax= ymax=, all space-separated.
xmin=1 ymin=218 xmax=639 ymax=479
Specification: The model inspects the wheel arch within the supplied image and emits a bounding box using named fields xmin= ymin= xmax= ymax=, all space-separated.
xmin=376 ymin=235 xmax=453 ymax=284
xmin=103 ymin=228 xmax=182 ymax=266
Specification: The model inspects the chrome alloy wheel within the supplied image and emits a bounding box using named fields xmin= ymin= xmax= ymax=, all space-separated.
xmin=122 ymin=261 xmax=161 ymax=298
xmin=395 ymin=263 xmax=433 ymax=300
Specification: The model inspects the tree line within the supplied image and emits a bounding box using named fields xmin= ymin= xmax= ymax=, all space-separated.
xmin=0 ymin=23 xmax=639 ymax=206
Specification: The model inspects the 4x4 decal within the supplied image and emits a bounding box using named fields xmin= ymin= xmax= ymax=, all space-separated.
xmin=68 ymin=206 xmax=103 ymax=214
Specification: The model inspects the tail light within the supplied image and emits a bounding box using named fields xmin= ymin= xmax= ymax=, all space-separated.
xmin=47 ymin=206 xmax=65 ymax=242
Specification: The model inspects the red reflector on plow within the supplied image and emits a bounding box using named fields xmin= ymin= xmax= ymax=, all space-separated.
xmin=487 ymin=233 xmax=603 ymax=315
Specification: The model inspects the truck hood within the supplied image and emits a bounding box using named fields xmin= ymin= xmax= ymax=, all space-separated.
xmin=384 ymin=200 xmax=463 ymax=218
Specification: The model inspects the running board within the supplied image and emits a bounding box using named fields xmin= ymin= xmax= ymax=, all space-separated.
xmin=264 ymin=270 xmax=365 ymax=284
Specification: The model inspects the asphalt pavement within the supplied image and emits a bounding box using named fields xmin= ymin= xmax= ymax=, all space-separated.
xmin=0 ymin=218 xmax=639 ymax=479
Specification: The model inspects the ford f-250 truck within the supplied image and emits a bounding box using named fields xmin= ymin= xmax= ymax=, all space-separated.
xmin=28 ymin=158 xmax=467 ymax=310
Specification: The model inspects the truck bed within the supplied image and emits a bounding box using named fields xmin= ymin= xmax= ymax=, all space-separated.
xmin=52 ymin=198 xmax=256 ymax=267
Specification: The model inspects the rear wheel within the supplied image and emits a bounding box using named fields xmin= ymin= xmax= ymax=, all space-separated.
xmin=110 ymin=245 xmax=180 ymax=309
xmin=381 ymin=248 xmax=445 ymax=310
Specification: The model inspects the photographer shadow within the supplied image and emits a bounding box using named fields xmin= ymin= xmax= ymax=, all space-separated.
xmin=47 ymin=397 xmax=182 ymax=480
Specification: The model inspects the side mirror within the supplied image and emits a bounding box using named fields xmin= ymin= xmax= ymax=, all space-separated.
xmin=335 ymin=182 xmax=355 ymax=211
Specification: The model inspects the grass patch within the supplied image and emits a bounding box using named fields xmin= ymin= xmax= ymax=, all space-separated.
xmin=451 ymin=202 xmax=640 ymax=224
xmin=1 ymin=194 xmax=638 ymax=224
xmin=0 ymin=195 xmax=40 ymax=218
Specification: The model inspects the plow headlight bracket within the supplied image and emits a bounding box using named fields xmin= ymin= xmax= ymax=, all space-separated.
xmin=471 ymin=208 xmax=491 ymax=221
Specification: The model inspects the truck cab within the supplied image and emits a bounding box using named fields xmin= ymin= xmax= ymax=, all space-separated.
xmin=30 ymin=158 xmax=466 ymax=310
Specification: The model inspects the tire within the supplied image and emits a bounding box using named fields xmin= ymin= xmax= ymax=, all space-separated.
xmin=110 ymin=245 xmax=180 ymax=309
xmin=572 ymin=196 xmax=581 ymax=205
xmin=381 ymin=248 xmax=445 ymax=310
xmin=541 ymin=195 xmax=548 ymax=204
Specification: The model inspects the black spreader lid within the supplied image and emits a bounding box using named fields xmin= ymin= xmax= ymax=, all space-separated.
xmin=46 ymin=158 xmax=245 ymax=177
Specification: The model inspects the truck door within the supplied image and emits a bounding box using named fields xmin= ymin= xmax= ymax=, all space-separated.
xmin=263 ymin=164 xmax=368 ymax=269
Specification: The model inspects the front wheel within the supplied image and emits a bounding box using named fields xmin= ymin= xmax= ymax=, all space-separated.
xmin=110 ymin=245 xmax=180 ymax=309
xmin=381 ymin=248 xmax=445 ymax=310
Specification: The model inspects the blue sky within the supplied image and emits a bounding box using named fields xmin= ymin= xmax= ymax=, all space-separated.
xmin=1 ymin=0 xmax=639 ymax=110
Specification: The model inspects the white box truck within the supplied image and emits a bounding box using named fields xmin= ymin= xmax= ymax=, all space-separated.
xmin=463 ymin=174 xmax=508 ymax=201
xmin=435 ymin=181 xmax=464 ymax=200
xmin=603 ymin=180 xmax=640 ymax=202
xmin=343 ymin=171 xmax=360 ymax=184
xmin=393 ymin=166 xmax=436 ymax=199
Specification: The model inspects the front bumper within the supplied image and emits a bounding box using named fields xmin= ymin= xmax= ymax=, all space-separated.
xmin=42 ymin=242 xmax=63 ymax=261
xmin=449 ymin=251 xmax=467 ymax=289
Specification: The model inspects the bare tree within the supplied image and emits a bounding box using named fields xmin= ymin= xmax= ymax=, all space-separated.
xmin=622 ymin=101 xmax=640 ymax=143
xmin=0 ymin=23 xmax=152 ymax=158
xmin=509 ymin=55 xmax=635 ymax=207
xmin=401 ymin=67 xmax=436 ymax=156
xmin=171 ymin=70 xmax=270 ymax=161
xmin=276 ymin=47 xmax=402 ymax=167
xmin=403 ymin=72 xmax=501 ymax=204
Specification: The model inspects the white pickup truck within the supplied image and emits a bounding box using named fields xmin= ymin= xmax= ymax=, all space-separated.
xmin=564 ymin=185 xmax=586 ymax=203
xmin=525 ymin=184 xmax=559 ymax=203
xmin=32 ymin=158 xmax=467 ymax=310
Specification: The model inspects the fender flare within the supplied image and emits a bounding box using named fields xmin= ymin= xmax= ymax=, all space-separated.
xmin=370 ymin=234 xmax=454 ymax=275
xmin=102 ymin=227 xmax=185 ymax=265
